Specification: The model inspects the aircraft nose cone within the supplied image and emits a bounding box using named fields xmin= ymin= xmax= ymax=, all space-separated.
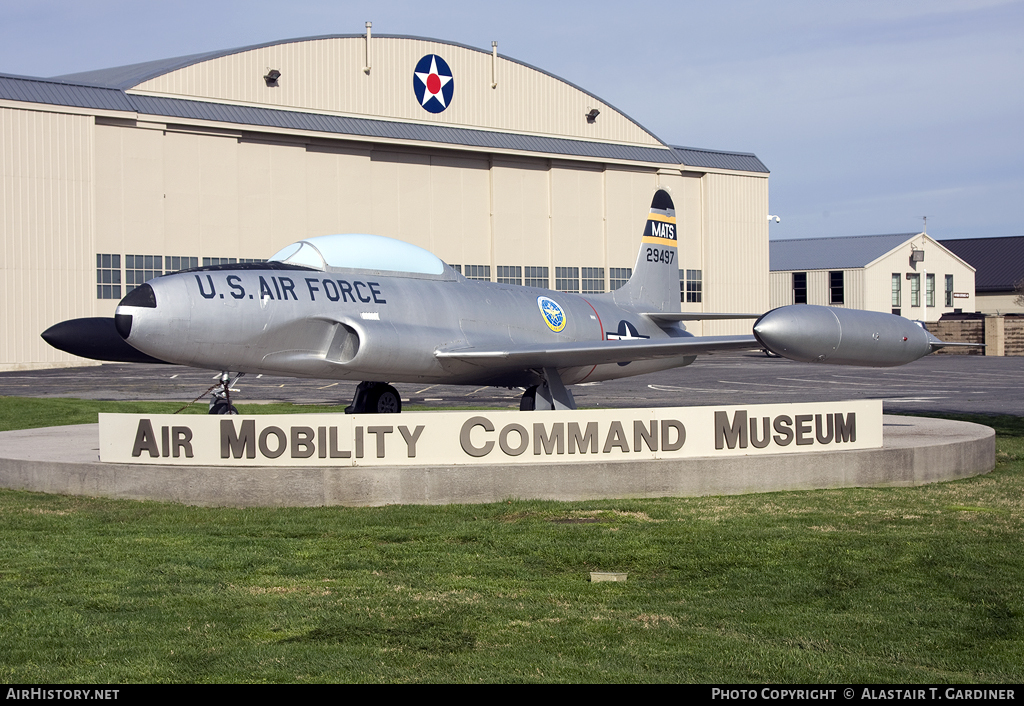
xmin=753 ymin=306 xmax=842 ymax=362
xmin=41 ymin=317 xmax=166 ymax=363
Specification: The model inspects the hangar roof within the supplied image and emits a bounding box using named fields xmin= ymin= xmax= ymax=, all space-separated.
xmin=672 ymin=146 xmax=768 ymax=174
xmin=770 ymin=233 xmax=921 ymax=271
xmin=940 ymin=236 xmax=1024 ymax=292
xmin=1 ymin=35 xmax=770 ymax=173
xmin=0 ymin=72 xmax=682 ymax=164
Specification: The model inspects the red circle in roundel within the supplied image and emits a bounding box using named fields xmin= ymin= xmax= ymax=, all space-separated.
xmin=426 ymin=73 xmax=441 ymax=94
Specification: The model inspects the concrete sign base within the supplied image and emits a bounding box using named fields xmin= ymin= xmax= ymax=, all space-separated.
xmin=0 ymin=415 xmax=994 ymax=507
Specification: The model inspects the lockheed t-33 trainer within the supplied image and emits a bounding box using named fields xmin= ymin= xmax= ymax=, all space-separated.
xmin=43 ymin=190 xmax=957 ymax=414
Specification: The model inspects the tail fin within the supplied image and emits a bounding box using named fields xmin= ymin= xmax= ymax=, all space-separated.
xmin=612 ymin=189 xmax=680 ymax=312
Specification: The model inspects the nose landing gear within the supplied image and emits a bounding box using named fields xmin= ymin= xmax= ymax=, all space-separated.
xmin=208 ymin=372 xmax=243 ymax=415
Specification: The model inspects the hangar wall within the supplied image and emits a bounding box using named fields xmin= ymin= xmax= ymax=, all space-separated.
xmin=90 ymin=119 xmax=757 ymax=326
xmin=0 ymin=107 xmax=94 ymax=369
xmin=0 ymin=34 xmax=770 ymax=370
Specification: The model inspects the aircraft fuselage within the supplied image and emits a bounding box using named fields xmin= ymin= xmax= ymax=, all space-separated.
xmin=116 ymin=265 xmax=697 ymax=388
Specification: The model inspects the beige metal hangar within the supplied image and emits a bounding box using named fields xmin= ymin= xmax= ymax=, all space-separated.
xmin=0 ymin=32 xmax=770 ymax=371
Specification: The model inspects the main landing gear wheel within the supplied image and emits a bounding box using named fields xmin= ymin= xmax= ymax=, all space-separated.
xmin=345 ymin=381 xmax=402 ymax=414
xmin=209 ymin=401 xmax=238 ymax=415
xmin=367 ymin=385 xmax=401 ymax=414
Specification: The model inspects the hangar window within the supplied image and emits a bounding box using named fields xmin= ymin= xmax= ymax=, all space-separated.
xmin=203 ymin=257 xmax=237 ymax=267
xmin=610 ymin=268 xmax=631 ymax=290
xmin=687 ymin=270 xmax=702 ymax=303
xmin=793 ymin=272 xmax=807 ymax=304
xmin=556 ymin=267 xmax=579 ymax=293
xmin=166 ymin=256 xmax=198 ymax=272
xmin=464 ymin=265 xmax=491 ymax=281
xmin=909 ymin=273 xmax=920 ymax=306
xmin=96 ymin=254 xmax=121 ymax=299
xmin=524 ymin=267 xmax=549 ymax=289
xmin=892 ymin=274 xmax=901 ymax=307
xmin=126 ymin=255 xmax=163 ymax=293
xmin=497 ymin=266 xmax=522 ymax=285
xmin=582 ymin=268 xmax=605 ymax=294
xmin=926 ymin=273 xmax=935 ymax=307
xmin=945 ymin=275 xmax=954 ymax=307
xmin=829 ymin=271 xmax=844 ymax=305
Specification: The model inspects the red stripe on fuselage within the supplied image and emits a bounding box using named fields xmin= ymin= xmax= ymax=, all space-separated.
xmin=579 ymin=298 xmax=605 ymax=382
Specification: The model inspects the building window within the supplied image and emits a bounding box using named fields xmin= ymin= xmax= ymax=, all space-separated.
xmin=555 ymin=267 xmax=579 ymax=293
xmin=524 ymin=266 xmax=549 ymax=289
xmin=829 ymin=271 xmax=844 ymax=305
xmin=463 ymin=265 xmax=491 ymax=281
xmin=793 ymin=272 xmax=807 ymax=304
xmin=125 ymin=255 xmax=162 ymax=293
xmin=203 ymin=257 xmax=237 ymax=267
xmin=945 ymin=274 xmax=954 ymax=307
xmin=926 ymin=273 xmax=935 ymax=307
xmin=96 ymin=254 xmax=121 ymax=299
xmin=892 ymin=273 xmax=901 ymax=307
xmin=166 ymin=256 xmax=198 ymax=272
xmin=497 ymin=265 xmax=522 ymax=285
xmin=581 ymin=267 xmax=605 ymax=294
xmin=680 ymin=269 xmax=703 ymax=303
xmin=609 ymin=268 xmax=631 ymax=290
xmin=909 ymin=273 xmax=920 ymax=306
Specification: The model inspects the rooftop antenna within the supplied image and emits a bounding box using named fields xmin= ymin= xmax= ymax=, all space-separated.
xmin=922 ymin=216 xmax=927 ymax=234
xmin=363 ymin=22 xmax=372 ymax=75
xmin=491 ymin=41 xmax=498 ymax=89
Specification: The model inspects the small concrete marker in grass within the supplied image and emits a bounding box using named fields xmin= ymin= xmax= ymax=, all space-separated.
xmin=590 ymin=572 xmax=627 ymax=582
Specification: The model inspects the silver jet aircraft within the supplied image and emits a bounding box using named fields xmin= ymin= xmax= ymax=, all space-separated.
xmin=43 ymin=190 xmax=954 ymax=413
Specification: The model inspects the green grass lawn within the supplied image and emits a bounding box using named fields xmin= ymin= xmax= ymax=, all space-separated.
xmin=0 ymin=397 xmax=1020 ymax=683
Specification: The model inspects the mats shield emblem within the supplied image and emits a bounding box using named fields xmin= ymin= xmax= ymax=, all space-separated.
xmin=537 ymin=296 xmax=567 ymax=332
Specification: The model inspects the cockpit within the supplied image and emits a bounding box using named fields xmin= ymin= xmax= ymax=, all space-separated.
xmin=269 ymin=233 xmax=448 ymax=276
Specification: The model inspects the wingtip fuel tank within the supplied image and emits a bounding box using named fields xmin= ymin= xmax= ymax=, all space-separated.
xmin=753 ymin=305 xmax=937 ymax=367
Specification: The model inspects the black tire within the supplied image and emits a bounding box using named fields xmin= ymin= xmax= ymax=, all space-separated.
xmin=762 ymin=348 xmax=781 ymax=358
xmin=366 ymin=384 xmax=402 ymax=413
xmin=209 ymin=401 xmax=238 ymax=415
xmin=520 ymin=386 xmax=538 ymax=411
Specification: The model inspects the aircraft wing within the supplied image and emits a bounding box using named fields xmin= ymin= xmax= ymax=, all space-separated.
xmin=435 ymin=335 xmax=759 ymax=369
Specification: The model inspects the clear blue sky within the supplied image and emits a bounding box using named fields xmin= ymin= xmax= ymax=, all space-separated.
xmin=2 ymin=0 xmax=1021 ymax=240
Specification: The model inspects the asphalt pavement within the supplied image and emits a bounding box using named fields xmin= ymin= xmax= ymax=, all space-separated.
xmin=1 ymin=351 xmax=1020 ymax=416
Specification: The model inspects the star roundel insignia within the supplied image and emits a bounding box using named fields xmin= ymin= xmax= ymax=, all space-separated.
xmin=413 ymin=54 xmax=455 ymax=114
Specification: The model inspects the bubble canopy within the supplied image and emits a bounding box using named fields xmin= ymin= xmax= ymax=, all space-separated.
xmin=269 ymin=234 xmax=446 ymax=275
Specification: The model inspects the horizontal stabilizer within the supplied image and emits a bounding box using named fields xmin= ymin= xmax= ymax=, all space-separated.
xmin=930 ymin=341 xmax=985 ymax=350
xmin=436 ymin=335 xmax=759 ymax=369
